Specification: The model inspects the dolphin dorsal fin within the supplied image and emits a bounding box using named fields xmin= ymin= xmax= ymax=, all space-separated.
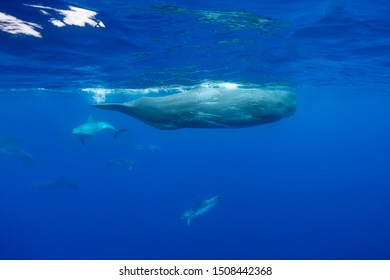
xmin=87 ymin=115 xmax=94 ymax=122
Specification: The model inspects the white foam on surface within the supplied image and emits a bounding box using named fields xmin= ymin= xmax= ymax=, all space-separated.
xmin=0 ymin=12 xmax=42 ymax=37
xmin=81 ymin=88 xmax=115 ymax=103
xmin=0 ymin=4 xmax=104 ymax=37
xmin=25 ymin=4 xmax=105 ymax=28
xmin=49 ymin=18 xmax=66 ymax=27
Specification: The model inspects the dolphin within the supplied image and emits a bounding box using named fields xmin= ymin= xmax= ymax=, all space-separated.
xmin=134 ymin=144 xmax=161 ymax=155
xmin=93 ymin=86 xmax=295 ymax=129
xmin=107 ymin=157 xmax=137 ymax=171
xmin=0 ymin=137 xmax=35 ymax=163
xmin=72 ymin=116 xmax=126 ymax=144
xmin=35 ymin=176 xmax=78 ymax=190
xmin=181 ymin=196 xmax=222 ymax=226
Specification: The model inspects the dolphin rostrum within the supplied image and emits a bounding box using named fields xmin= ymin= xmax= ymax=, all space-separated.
xmin=181 ymin=196 xmax=222 ymax=226
xmin=72 ymin=116 xmax=126 ymax=144
xmin=0 ymin=136 xmax=35 ymax=163
xmin=93 ymin=86 xmax=295 ymax=130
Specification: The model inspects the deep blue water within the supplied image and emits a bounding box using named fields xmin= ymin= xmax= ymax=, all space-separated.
xmin=0 ymin=0 xmax=389 ymax=260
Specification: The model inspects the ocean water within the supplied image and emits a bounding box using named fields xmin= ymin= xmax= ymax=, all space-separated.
xmin=0 ymin=0 xmax=389 ymax=260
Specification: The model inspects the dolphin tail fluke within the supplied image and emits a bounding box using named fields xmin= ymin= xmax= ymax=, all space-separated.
xmin=114 ymin=128 xmax=127 ymax=138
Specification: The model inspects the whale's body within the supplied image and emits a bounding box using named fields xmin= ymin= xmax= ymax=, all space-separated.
xmin=93 ymin=86 xmax=295 ymax=130
xmin=181 ymin=196 xmax=222 ymax=226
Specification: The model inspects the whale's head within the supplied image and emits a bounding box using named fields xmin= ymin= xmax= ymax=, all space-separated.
xmin=252 ymin=88 xmax=296 ymax=122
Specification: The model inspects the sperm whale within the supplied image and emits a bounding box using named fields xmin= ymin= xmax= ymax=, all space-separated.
xmin=93 ymin=86 xmax=295 ymax=130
